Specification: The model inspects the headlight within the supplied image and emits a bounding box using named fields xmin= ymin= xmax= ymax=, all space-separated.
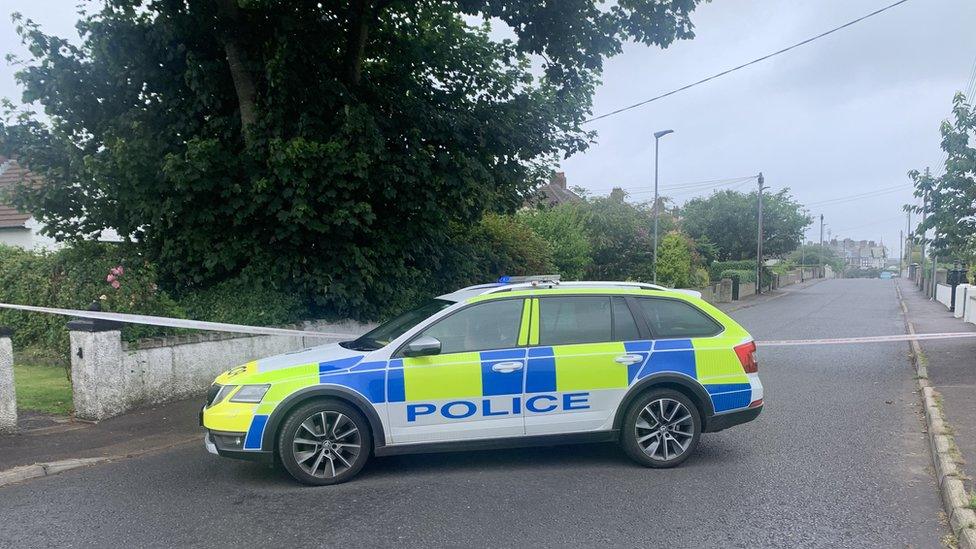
xmin=230 ymin=384 xmax=271 ymax=403
xmin=208 ymin=384 xmax=237 ymax=407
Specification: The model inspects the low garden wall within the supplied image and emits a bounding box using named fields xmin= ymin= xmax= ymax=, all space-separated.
xmin=69 ymin=319 xmax=374 ymax=421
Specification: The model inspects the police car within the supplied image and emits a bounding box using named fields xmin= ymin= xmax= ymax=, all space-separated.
xmin=202 ymin=276 xmax=763 ymax=485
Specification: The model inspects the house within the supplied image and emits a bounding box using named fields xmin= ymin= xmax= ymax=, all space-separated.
xmin=0 ymin=158 xmax=61 ymax=250
xmin=0 ymin=157 xmax=121 ymax=250
xmin=525 ymin=172 xmax=583 ymax=207
xmin=826 ymin=238 xmax=887 ymax=270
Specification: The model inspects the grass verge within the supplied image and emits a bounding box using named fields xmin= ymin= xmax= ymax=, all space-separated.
xmin=13 ymin=364 xmax=73 ymax=415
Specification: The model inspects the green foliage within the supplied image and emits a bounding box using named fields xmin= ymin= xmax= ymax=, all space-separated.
xmin=709 ymin=260 xmax=758 ymax=282
xmin=787 ymin=244 xmax=844 ymax=273
xmin=720 ymin=269 xmax=756 ymax=284
xmin=580 ymin=196 xmax=654 ymax=281
xmin=426 ymin=213 xmax=555 ymax=302
xmin=0 ymin=242 xmax=183 ymax=363
xmin=4 ymin=1 xmax=703 ymax=320
xmin=519 ymin=204 xmax=592 ymax=280
xmin=177 ymin=264 xmax=309 ymax=327
xmin=0 ymin=243 xmax=312 ymax=361
xmin=908 ymin=93 xmax=976 ymax=264
xmin=655 ymin=231 xmax=693 ymax=288
xmin=682 ymin=189 xmax=812 ymax=261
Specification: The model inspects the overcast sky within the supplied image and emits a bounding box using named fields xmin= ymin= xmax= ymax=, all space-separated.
xmin=2 ymin=0 xmax=975 ymax=253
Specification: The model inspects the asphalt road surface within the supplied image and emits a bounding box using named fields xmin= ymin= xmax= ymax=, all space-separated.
xmin=0 ymin=279 xmax=947 ymax=548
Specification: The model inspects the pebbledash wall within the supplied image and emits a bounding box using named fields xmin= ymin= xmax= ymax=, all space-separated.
xmin=68 ymin=318 xmax=374 ymax=421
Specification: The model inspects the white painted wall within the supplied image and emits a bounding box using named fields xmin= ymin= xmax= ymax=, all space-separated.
xmin=935 ymin=284 xmax=953 ymax=308
xmin=953 ymin=285 xmax=970 ymax=319
xmin=966 ymin=294 xmax=976 ymax=326
xmin=0 ymin=217 xmax=123 ymax=252
xmin=69 ymin=319 xmax=375 ymax=421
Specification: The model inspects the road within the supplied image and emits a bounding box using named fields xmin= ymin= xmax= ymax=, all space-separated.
xmin=0 ymin=279 xmax=947 ymax=548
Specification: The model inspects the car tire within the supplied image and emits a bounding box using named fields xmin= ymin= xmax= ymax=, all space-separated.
xmin=620 ymin=388 xmax=701 ymax=468
xmin=278 ymin=399 xmax=372 ymax=485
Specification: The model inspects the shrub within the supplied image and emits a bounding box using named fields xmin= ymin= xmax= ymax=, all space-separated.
xmin=0 ymin=242 xmax=183 ymax=364
xmin=177 ymin=264 xmax=309 ymax=327
xmin=720 ymin=269 xmax=756 ymax=283
xmin=519 ymin=204 xmax=592 ymax=280
xmin=656 ymin=232 xmax=693 ymax=288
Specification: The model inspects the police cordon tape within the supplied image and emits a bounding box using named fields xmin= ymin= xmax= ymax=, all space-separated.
xmin=1 ymin=301 xmax=975 ymax=347
xmin=0 ymin=302 xmax=358 ymax=339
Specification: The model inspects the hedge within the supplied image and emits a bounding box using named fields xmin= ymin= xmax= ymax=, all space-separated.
xmin=719 ymin=269 xmax=756 ymax=284
xmin=0 ymin=242 xmax=308 ymax=365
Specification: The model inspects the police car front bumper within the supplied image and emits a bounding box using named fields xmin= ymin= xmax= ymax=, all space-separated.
xmin=204 ymin=430 xmax=274 ymax=464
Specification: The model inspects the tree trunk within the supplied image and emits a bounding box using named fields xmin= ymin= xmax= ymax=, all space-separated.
xmin=344 ymin=0 xmax=373 ymax=87
xmin=215 ymin=0 xmax=258 ymax=145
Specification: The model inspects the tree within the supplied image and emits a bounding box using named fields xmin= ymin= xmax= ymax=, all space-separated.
xmin=580 ymin=196 xmax=654 ymax=281
xmin=655 ymin=231 xmax=692 ymax=288
xmin=519 ymin=204 xmax=592 ymax=280
xmin=3 ymin=1 xmax=704 ymax=318
xmin=908 ymin=93 xmax=976 ymax=264
xmin=787 ymin=244 xmax=844 ymax=273
xmin=681 ymin=189 xmax=812 ymax=261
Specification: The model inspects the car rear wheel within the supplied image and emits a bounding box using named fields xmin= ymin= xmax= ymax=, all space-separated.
xmin=278 ymin=399 xmax=372 ymax=485
xmin=621 ymin=388 xmax=701 ymax=468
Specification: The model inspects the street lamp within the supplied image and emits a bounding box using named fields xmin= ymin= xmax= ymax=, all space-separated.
xmin=652 ymin=129 xmax=674 ymax=284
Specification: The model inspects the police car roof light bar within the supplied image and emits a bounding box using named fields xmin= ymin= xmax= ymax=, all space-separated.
xmin=497 ymin=274 xmax=561 ymax=284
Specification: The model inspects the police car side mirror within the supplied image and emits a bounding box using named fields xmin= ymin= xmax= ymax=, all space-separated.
xmin=404 ymin=335 xmax=441 ymax=357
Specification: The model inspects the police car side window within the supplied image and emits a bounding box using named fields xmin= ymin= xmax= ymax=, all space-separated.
xmin=611 ymin=297 xmax=641 ymax=341
xmin=417 ymin=299 xmax=524 ymax=354
xmin=538 ymin=296 xmax=612 ymax=346
xmin=636 ymin=298 xmax=722 ymax=338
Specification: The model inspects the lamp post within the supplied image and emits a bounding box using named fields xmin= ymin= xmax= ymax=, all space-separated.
xmin=652 ymin=129 xmax=674 ymax=284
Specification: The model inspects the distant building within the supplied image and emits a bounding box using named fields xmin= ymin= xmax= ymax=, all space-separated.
xmin=526 ymin=172 xmax=583 ymax=207
xmin=0 ymin=156 xmax=121 ymax=250
xmin=826 ymin=238 xmax=887 ymax=269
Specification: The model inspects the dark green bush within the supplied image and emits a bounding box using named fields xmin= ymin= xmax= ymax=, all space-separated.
xmin=710 ymin=260 xmax=757 ymax=281
xmin=719 ymin=269 xmax=756 ymax=284
xmin=0 ymin=242 xmax=184 ymax=364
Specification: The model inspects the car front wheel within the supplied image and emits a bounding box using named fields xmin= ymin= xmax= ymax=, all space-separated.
xmin=621 ymin=388 xmax=701 ymax=468
xmin=278 ymin=399 xmax=372 ymax=485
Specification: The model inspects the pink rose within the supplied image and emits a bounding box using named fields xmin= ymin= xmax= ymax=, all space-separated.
xmin=111 ymin=280 xmax=121 ymax=289
xmin=106 ymin=274 xmax=116 ymax=282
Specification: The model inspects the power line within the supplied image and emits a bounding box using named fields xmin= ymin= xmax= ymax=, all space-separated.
xmin=805 ymin=184 xmax=911 ymax=207
xmin=624 ymin=175 xmax=756 ymax=195
xmin=583 ymin=0 xmax=913 ymax=124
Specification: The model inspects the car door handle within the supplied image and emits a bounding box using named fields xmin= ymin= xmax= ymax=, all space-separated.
xmin=491 ymin=361 xmax=524 ymax=373
xmin=615 ymin=354 xmax=644 ymax=365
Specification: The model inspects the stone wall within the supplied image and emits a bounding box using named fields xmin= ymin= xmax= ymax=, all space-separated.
xmin=69 ymin=319 xmax=374 ymax=421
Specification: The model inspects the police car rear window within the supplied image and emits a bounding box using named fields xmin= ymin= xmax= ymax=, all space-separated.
xmin=636 ymin=298 xmax=722 ymax=338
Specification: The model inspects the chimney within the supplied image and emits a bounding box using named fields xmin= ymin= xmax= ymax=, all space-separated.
xmin=550 ymin=171 xmax=567 ymax=189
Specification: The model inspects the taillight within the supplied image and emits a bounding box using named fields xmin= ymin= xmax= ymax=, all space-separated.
xmin=734 ymin=341 xmax=758 ymax=374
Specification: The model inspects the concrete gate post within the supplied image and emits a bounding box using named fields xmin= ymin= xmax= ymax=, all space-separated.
xmin=0 ymin=327 xmax=16 ymax=433
xmin=67 ymin=312 xmax=126 ymax=421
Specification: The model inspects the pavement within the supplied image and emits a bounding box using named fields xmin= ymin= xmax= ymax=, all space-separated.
xmin=897 ymin=278 xmax=976 ymax=496
xmin=0 ymin=279 xmax=950 ymax=548
xmin=0 ymin=399 xmax=200 ymax=471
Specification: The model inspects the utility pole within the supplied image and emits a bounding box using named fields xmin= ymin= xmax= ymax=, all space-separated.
xmin=800 ymin=238 xmax=806 ymax=282
xmin=756 ymin=172 xmax=765 ymax=294
xmin=651 ymin=129 xmax=674 ymax=284
xmin=921 ymin=168 xmax=929 ymax=273
xmin=819 ymin=214 xmax=825 ymax=278
xmin=899 ymin=229 xmax=903 ymax=277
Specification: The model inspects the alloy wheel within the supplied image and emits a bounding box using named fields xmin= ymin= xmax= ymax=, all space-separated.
xmin=634 ymin=398 xmax=695 ymax=461
xmin=292 ymin=411 xmax=362 ymax=479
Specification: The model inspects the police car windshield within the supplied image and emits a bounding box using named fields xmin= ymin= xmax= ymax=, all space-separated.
xmin=342 ymin=299 xmax=454 ymax=351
